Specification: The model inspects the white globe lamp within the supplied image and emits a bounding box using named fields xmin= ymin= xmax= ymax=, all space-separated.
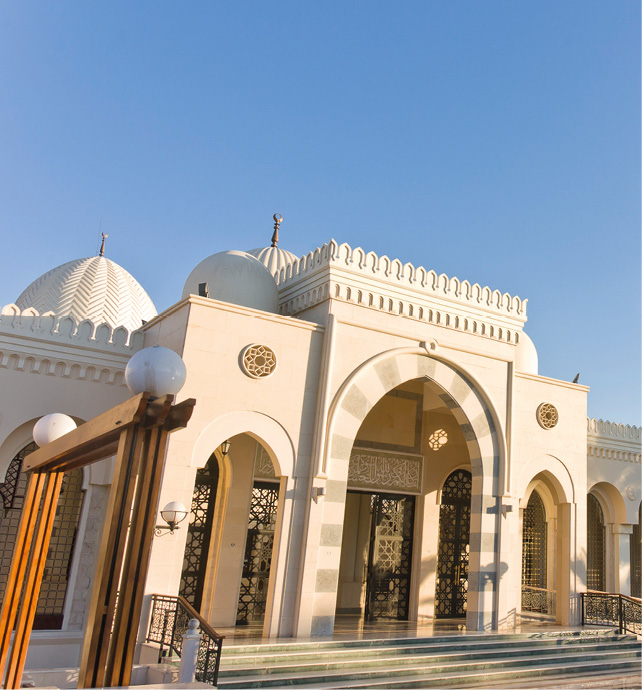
xmin=125 ymin=346 xmax=187 ymax=398
xmin=33 ymin=413 xmax=77 ymax=447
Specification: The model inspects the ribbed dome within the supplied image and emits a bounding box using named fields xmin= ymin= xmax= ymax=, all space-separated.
xmin=16 ymin=256 xmax=157 ymax=332
xmin=247 ymin=246 xmax=298 ymax=277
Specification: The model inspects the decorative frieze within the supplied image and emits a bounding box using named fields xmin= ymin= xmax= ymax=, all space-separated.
xmin=348 ymin=448 xmax=423 ymax=494
xmin=275 ymin=240 xmax=526 ymax=344
xmin=587 ymin=418 xmax=641 ymax=464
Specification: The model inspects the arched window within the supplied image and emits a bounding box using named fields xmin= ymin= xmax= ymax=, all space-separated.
xmin=0 ymin=443 xmax=84 ymax=629
xmin=587 ymin=493 xmax=605 ymax=591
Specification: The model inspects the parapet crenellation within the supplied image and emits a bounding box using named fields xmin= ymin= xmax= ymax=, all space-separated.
xmin=0 ymin=303 xmax=144 ymax=352
xmin=276 ymin=239 xmax=527 ymax=320
xmin=587 ymin=417 xmax=641 ymax=442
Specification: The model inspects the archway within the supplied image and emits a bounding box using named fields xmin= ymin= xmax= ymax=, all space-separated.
xmin=309 ymin=348 xmax=504 ymax=636
xmin=0 ymin=442 xmax=84 ymax=629
xmin=180 ymin=433 xmax=282 ymax=634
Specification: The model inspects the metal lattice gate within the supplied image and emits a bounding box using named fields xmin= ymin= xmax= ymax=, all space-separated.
xmin=522 ymin=490 xmax=547 ymax=589
xmin=435 ymin=469 xmax=471 ymax=618
xmin=365 ymin=494 xmax=415 ymax=621
xmin=179 ymin=454 xmax=219 ymax=611
xmin=632 ymin=506 xmax=641 ymax=599
xmin=0 ymin=443 xmax=84 ymax=629
xmin=236 ymin=481 xmax=279 ymax=625
xmin=587 ymin=493 xmax=605 ymax=591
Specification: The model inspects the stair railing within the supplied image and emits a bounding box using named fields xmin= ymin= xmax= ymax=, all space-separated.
xmin=521 ymin=585 xmax=556 ymax=616
xmin=146 ymin=594 xmax=224 ymax=686
xmin=581 ymin=590 xmax=641 ymax=635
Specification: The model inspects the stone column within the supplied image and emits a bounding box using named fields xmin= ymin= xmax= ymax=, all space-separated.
xmin=612 ymin=524 xmax=634 ymax=596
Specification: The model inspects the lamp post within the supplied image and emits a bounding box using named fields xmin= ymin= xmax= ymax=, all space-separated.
xmin=0 ymin=347 xmax=195 ymax=689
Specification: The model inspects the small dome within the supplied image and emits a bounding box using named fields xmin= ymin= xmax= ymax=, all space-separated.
xmin=247 ymin=246 xmax=298 ymax=278
xmin=16 ymin=256 xmax=157 ymax=332
xmin=182 ymin=250 xmax=279 ymax=313
xmin=515 ymin=331 xmax=538 ymax=375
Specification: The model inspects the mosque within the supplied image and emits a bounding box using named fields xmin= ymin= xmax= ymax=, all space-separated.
xmin=0 ymin=217 xmax=639 ymax=670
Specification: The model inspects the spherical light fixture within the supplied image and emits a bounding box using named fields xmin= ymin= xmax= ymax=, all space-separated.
xmin=125 ymin=346 xmax=187 ymax=398
xmin=33 ymin=413 xmax=77 ymax=447
xmin=156 ymin=501 xmax=189 ymax=536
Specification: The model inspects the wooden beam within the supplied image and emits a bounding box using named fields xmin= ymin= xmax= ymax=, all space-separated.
xmin=0 ymin=474 xmax=46 ymax=683
xmin=4 ymin=473 xmax=64 ymax=689
xmin=24 ymin=393 xmax=150 ymax=473
xmin=77 ymin=426 xmax=144 ymax=688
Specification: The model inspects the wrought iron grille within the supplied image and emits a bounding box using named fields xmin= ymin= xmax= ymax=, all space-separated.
xmin=631 ymin=506 xmax=641 ymax=599
xmin=365 ymin=494 xmax=415 ymax=621
xmin=435 ymin=469 xmax=471 ymax=618
xmin=146 ymin=594 xmax=224 ymax=686
xmin=179 ymin=454 xmax=219 ymax=611
xmin=581 ymin=591 xmax=641 ymax=635
xmin=521 ymin=490 xmax=553 ymax=614
xmin=587 ymin=494 xmax=605 ymax=591
xmin=236 ymin=481 xmax=279 ymax=624
xmin=0 ymin=444 xmax=83 ymax=629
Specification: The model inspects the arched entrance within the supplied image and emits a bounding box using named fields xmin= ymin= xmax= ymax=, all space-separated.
xmin=311 ymin=349 xmax=504 ymax=636
xmin=0 ymin=442 xmax=84 ymax=629
xmin=179 ymin=435 xmax=281 ymax=630
xmin=435 ymin=469 xmax=471 ymax=618
xmin=587 ymin=493 xmax=605 ymax=591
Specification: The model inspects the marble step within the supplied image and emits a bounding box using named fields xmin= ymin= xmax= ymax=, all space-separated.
xmin=217 ymin=639 xmax=641 ymax=679
xmin=215 ymin=634 xmax=640 ymax=690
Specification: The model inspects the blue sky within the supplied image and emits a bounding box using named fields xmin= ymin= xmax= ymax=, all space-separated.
xmin=0 ymin=2 xmax=639 ymax=423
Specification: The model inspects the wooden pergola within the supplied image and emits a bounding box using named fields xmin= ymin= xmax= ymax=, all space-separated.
xmin=0 ymin=392 xmax=195 ymax=689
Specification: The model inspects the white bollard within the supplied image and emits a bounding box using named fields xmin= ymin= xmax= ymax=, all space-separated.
xmin=178 ymin=618 xmax=201 ymax=684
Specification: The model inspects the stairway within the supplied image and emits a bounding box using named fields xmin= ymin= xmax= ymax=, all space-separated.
xmin=216 ymin=631 xmax=641 ymax=689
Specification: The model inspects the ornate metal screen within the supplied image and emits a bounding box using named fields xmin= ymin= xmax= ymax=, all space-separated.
xmin=179 ymin=454 xmax=219 ymax=611
xmin=587 ymin=493 xmax=605 ymax=591
xmin=0 ymin=443 xmax=84 ymax=629
xmin=522 ymin=490 xmax=547 ymax=588
xmin=521 ymin=490 xmax=552 ymax=614
xmin=631 ymin=506 xmax=641 ymax=599
xmin=236 ymin=481 xmax=279 ymax=624
xmin=365 ymin=493 xmax=415 ymax=621
xmin=435 ymin=469 xmax=471 ymax=618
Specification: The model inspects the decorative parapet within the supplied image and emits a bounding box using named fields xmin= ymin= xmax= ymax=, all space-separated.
xmin=0 ymin=304 xmax=144 ymax=386
xmin=276 ymin=240 xmax=527 ymax=342
xmin=0 ymin=304 xmax=144 ymax=351
xmin=587 ymin=417 xmax=641 ymax=464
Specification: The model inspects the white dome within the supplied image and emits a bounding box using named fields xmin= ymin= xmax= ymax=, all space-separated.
xmin=182 ymin=250 xmax=279 ymax=313
xmin=515 ymin=331 xmax=539 ymax=375
xmin=16 ymin=256 xmax=157 ymax=333
xmin=247 ymin=246 xmax=298 ymax=277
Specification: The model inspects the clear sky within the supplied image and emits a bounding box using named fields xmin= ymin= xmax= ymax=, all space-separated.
xmin=0 ymin=2 xmax=639 ymax=424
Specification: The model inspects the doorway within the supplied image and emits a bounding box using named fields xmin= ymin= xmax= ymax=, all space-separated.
xmin=338 ymin=490 xmax=415 ymax=622
xmin=435 ymin=469 xmax=471 ymax=618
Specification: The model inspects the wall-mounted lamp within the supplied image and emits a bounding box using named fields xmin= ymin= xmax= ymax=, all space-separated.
xmin=311 ymin=486 xmax=326 ymax=503
xmin=155 ymin=501 xmax=188 ymax=536
xmin=220 ymin=439 xmax=231 ymax=457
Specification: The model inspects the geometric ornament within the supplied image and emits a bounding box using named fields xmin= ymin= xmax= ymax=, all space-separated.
xmin=241 ymin=344 xmax=277 ymax=379
xmin=536 ymin=403 xmax=559 ymax=430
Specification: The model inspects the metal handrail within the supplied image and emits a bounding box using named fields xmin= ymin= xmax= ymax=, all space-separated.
xmin=521 ymin=585 xmax=556 ymax=616
xmin=581 ymin=590 xmax=642 ymax=635
xmin=146 ymin=594 xmax=224 ymax=686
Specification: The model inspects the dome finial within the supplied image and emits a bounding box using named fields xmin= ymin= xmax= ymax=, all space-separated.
xmin=99 ymin=232 xmax=109 ymax=257
xmin=271 ymin=213 xmax=283 ymax=248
